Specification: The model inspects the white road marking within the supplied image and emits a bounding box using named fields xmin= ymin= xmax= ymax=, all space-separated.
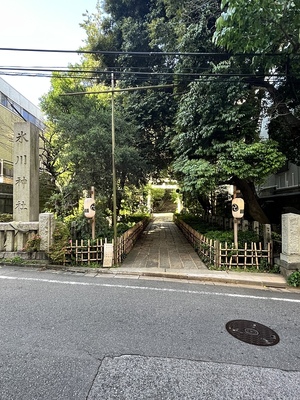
xmin=0 ymin=274 xmax=299 ymax=303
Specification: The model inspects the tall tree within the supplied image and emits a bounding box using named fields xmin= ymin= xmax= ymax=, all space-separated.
xmin=214 ymin=0 xmax=300 ymax=164
xmin=79 ymin=0 xmax=179 ymax=176
xmin=161 ymin=0 xmax=288 ymax=222
xmin=172 ymin=75 xmax=286 ymax=223
xmin=40 ymin=73 xmax=148 ymax=216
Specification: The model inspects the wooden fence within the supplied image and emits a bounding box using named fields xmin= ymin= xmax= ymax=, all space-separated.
xmin=116 ymin=219 xmax=148 ymax=264
xmin=175 ymin=217 xmax=272 ymax=269
xmin=64 ymin=238 xmax=107 ymax=265
xmin=63 ymin=218 xmax=149 ymax=266
xmin=201 ymin=213 xmax=274 ymax=249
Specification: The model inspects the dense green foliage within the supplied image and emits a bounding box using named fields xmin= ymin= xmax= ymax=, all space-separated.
xmin=0 ymin=213 xmax=12 ymax=222
xmin=172 ymin=74 xmax=285 ymax=222
xmin=48 ymin=221 xmax=70 ymax=264
xmin=80 ymin=0 xmax=177 ymax=174
xmin=214 ymin=0 xmax=300 ymax=165
xmin=24 ymin=234 xmax=41 ymax=253
xmin=287 ymin=270 xmax=300 ymax=287
xmin=40 ymin=74 xmax=149 ymax=218
xmin=177 ymin=214 xmax=260 ymax=244
xmin=215 ymin=0 xmax=300 ymax=54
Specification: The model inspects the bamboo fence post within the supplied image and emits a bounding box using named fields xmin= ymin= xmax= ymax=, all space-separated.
xmin=214 ymin=240 xmax=220 ymax=268
xmin=229 ymin=243 xmax=233 ymax=269
xmin=75 ymin=240 xmax=78 ymax=264
xmin=88 ymin=239 xmax=90 ymax=265
xmin=254 ymin=242 xmax=259 ymax=269
xmin=268 ymin=242 xmax=272 ymax=266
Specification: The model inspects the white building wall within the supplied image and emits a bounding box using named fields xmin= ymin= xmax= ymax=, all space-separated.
xmin=0 ymin=77 xmax=43 ymax=121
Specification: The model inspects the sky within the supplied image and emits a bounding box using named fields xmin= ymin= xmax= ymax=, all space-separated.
xmin=0 ymin=0 xmax=98 ymax=107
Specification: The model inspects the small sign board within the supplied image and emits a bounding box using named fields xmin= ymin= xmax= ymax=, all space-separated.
xmin=103 ymin=243 xmax=114 ymax=267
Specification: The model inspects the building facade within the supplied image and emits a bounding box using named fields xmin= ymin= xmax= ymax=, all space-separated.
xmin=258 ymin=162 xmax=300 ymax=224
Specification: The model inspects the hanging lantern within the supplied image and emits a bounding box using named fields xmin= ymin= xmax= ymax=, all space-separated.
xmin=232 ymin=198 xmax=244 ymax=219
xmin=84 ymin=198 xmax=95 ymax=218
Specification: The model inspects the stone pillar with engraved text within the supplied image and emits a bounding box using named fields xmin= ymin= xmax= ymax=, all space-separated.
xmin=13 ymin=122 xmax=40 ymax=222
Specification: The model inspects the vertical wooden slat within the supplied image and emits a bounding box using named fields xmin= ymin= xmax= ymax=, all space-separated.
xmin=268 ymin=242 xmax=272 ymax=266
xmin=260 ymin=242 xmax=263 ymax=268
xmin=81 ymin=240 xmax=84 ymax=264
xmin=75 ymin=240 xmax=77 ymax=263
xmin=229 ymin=242 xmax=233 ymax=269
xmin=87 ymin=239 xmax=90 ymax=265
xmin=214 ymin=240 xmax=220 ymax=268
xmin=254 ymin=242 xmax=259 ymax=269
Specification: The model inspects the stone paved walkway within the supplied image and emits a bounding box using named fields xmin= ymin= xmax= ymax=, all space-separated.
xmin=122 ymin=213 xmax=207 ymax=270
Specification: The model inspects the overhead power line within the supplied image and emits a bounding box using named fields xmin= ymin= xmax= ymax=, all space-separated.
xmin=0 ymin=47 xmax=227 ymax=56
xmin=0 ymin=49 xmax=297 ymax=87
xmin=0 ymin=66 xmax=213 ymax=77
xmin=60 ymin=84 xmax=175 ymax=96
xmin=0 ymin=47 xmax=290 ymax=57
xmin=0 ymin=66 xmax=296 ymax=79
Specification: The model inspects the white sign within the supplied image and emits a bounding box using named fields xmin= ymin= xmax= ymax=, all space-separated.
xmin=103 ymin=243 xmax=114 ymax=267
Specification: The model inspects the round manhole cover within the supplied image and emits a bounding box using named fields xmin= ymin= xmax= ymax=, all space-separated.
xmin=226 ymin=320 xmax=280 ymax=346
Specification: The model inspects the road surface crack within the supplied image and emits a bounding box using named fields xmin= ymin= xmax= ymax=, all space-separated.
xmin=85 ymin=356 xmax=106 ymax=400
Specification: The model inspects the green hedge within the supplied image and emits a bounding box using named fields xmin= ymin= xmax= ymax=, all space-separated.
xmin=176 ymin=214 xmax=260 ymax=245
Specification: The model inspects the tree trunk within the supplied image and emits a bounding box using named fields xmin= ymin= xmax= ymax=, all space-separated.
xmin=256 ymin=80 xmax=300 ymax=141
xmin=197 ymin=193 xmax=212 ymax=214
xmin=234 ymin=177 xmax=270 ymax=224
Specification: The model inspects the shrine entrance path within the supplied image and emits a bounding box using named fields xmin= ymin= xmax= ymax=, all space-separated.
xmin=121 ymin=213 xmax=207 ymax=270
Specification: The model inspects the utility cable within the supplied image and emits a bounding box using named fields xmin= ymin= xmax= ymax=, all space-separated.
xmin=0 ymin=47 xmax=290 ymax=57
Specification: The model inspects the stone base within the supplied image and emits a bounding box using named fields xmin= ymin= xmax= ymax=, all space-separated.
xmin=0 ymin=251 xmax=49 ymax=263
xmin=279 ymin=258 xmax=300 ymax=279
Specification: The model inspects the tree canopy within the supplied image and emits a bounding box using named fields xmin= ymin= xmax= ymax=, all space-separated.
xmin=172 ymin=75 xmax=285 ymax=222
xmin=214 ymin=0 xmax=300 ymax=164
xmin=40 ymin=0 xmax=300 ymax=223
xmin=40 ymin=72 xmax=149 ymax=216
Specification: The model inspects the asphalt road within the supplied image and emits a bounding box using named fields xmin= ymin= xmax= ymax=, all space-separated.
xmin=0 ymin=265 xmax=299 ymax=399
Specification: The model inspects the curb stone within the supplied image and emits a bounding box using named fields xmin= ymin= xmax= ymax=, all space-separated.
xmin=48 ymin=264 xmax=292 ymax=290
xmin=1 ymin=262 xmax=298 ymax=291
